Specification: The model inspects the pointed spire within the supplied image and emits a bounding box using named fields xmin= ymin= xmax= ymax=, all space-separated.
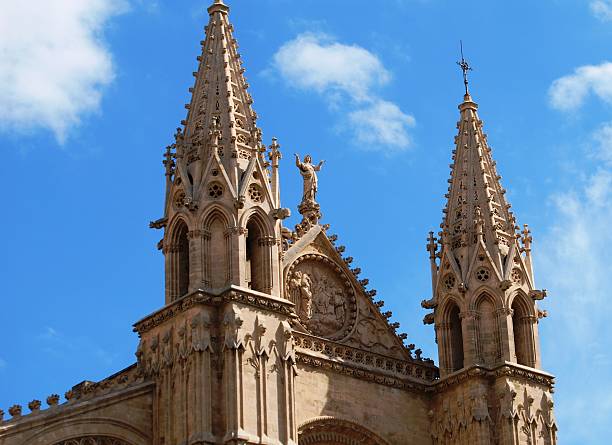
xmin=439 ymin=89 xmax=516 ymax=273
xmin=207 ymin=0 xmax=229 ymax=15
xmin=168 ymin=0 xmax=262 ymax=206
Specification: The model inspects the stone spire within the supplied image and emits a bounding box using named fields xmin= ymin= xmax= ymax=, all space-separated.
xmin=170 ymin=0 xmax=263 ymax=208
xmin=438 ymin=92 xmax=520 ymax=283
xmin=423 ymin=87 xmax=546 ymax=376
xmin=152 ymin=0 xmax=290 ymax=303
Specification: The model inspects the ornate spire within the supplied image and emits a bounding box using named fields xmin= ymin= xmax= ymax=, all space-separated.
xmin=422 ymin=83 xmax=549 ymax=376
xmin=439 ymin=91 xmax=517 ymax=278
xmin=171 ymin=0 xmax=262 ymax=204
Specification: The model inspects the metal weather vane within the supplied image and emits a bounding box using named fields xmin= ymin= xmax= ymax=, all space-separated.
xmin=456 ymin=40 xmax=473 ymax=95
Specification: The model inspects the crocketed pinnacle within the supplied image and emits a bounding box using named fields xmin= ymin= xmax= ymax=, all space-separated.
xmin=178 ymin=0 xmax=261 ymax=175
xmin=439 ymin=92 xmax=517 ymax=274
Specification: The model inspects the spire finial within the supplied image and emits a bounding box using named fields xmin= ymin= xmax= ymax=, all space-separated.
xmin=456 ymin=40 xmax=473 ymax=97
xmin=208 ymin=0 xmax=229 ymax=15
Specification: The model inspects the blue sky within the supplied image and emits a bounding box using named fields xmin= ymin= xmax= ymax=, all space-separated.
xmin=1 ymin=0 xmax=611 ymax=442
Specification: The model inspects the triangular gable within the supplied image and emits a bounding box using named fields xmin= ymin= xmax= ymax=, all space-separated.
xmin=283 ymin=225 xmax=412 ymax=360
xmin=238 ymin=156 xmax=275 ymax=208
xmin=199 ymin=150 xmax=237 ymax=201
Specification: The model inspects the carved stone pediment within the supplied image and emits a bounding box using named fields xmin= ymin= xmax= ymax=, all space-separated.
xmin=283 ymin=228 xmax=413 ymax=360
xmin=286 ymin=253 xmax=357 ymax=341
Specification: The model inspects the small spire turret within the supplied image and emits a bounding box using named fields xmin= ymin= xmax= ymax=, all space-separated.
xmin=424 ymin=63 xmax=548 ymax=376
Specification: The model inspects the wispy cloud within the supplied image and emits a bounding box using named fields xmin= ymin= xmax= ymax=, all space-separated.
xmin=0 ymin=357 xmax=6 ymax=369
xmin=590 ymin=0 xmax=612 ymax=21
xmin=0 ymin=0 xmax=127 ymax=143
xmin=272 ymin=33 xmax=415 ymax=152
xmin=539 ymin=128 xmax=612 ymax=440
xmin=544 ymin=68 xmax=612 ymax=440
xmin=592 ymin=122 xmax=612 ymax=163
xmin=39 ymin=326 xmax=114 ymax=366
xmin=548 ymin=62 xmax=612 ymax=111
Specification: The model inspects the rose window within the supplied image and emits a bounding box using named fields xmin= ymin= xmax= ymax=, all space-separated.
xmin=174 ymin=191 xmax=185 ymax=208
xmin=248 ymin=184 xmax=262 ymax=203
xmin=511 ymin=268 xmax=523 ymax=284
xmin=443 ymin=273 xmax=456 ymax=290
xmin=208 ymin=183 xmax=223 ymax=199
xmin=475 ymin=267 xmax=490 ymax=282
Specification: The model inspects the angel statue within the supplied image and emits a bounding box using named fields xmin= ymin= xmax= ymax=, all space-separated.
xmin=294 ymin=154 xmax=324 ymax=205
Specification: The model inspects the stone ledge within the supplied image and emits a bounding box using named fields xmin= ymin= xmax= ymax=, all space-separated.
xmin=0 ymin=381 xmax=154 ymax=435
xmin=133 ymin=285 xmax=295 ymax=334
xmin=431 ymin=362 xmax=555 ymax=393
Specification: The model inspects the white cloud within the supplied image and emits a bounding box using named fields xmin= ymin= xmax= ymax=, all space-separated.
xmin=590 ymin=0 xmax=612 ymax=21
xmin=273 ymin=33 xmax=415 ymax=151
xmin=592 ymin=122 xmax=612 ymax=163
xmin=348 ymin=100 xmax=415 ymax=150
xmin=274 ymin=33 xmax=390 ymax=102
xmin=539 ymin=123 xmax=612 ymax=441
xmin=549 ymin=62 xmax=612 ymax=111
xmin=0 ymin=0 xmax=127 ymax=143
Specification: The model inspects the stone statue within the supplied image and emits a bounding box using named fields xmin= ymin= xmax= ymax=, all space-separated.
xmin=289 ymin=270 xmax=314 ymax=321
xmin=295 ymin=154 xmax=324 ymax=205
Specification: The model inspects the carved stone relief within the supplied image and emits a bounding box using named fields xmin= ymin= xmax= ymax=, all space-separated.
xmin=349 ymin=307 xmax=399 ymax=355
xmin=53 ymin=437 xmax=132 ymax=445
xmin=286 ymin=254 xmax=357 ymax=341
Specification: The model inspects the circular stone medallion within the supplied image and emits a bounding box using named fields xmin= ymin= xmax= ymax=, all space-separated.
xmin=286 ymin=254 xmax=357 ymax=340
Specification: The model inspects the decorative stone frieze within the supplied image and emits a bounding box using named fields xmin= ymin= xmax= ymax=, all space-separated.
xmin=53 ymin=437 xmax=132 ymax=445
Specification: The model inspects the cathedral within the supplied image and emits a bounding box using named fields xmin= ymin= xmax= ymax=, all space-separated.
xmin=0 ymin=1 xmax=558 ymax=444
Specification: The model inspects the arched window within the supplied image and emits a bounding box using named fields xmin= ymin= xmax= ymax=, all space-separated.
xmin=299 ymin=417 xmax=390 ymax=445
xmin=171 ymin=220 xmax=190 ymax=300
xmin=477 ymin=294 xmax=500 ymax=366
xmin=203 ymin=212 xmax=230 ymax=290
xmin=448 ymin=303 xmax=464 ymax=372
xmin=246 ymin=218 xmax=266 ymax=292
xmin=512 ymin=296 xmax=534 ymax=367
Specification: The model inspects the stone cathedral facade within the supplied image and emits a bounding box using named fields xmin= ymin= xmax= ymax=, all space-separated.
xmin=0 ymin=2 xmax=558 ymax=445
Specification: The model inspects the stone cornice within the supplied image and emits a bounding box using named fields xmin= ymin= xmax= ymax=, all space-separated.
xmin=0 ymin=380 xmax=154 ymax=435
xmin=133 ymin=286 xmax=295 ymax=335
xmin=294 ymin=332 xmax=438 ymax=392
xmin=431 ymin=362 xmax=555 ymax=394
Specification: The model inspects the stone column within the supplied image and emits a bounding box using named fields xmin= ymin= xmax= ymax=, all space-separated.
xmin=461 ymin=310 xmax=479 ymax=367
xmin=222 ymin=306 xmax=249 ymax=443
xmin=188 ymin=230 xmax=204 ymax=293
xmin=496 ymin=307 xmax=514 ymax=363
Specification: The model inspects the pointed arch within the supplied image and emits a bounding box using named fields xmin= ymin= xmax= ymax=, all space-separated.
xmin=298 ymin=417 xmax=390 ymax=445
xmin=439 ymin=297 xmax=464 ymax=373
xmin=468 ymin=285 xmax=504 ymax=311
xmin=166 ymin=216 xmax=191 ymax=302
xmin=243 ymin=209 xmax=274 ymax=294
xmin=511 ymin=291 xmax=537 ymax=367
xmin=201 ymin=205 xmax=233 ymax=290
xmin=22 ymin=416 xmax=149 ymax=445
xmin=238 ymin=205 xmax=275 ymax=236
xmin=474 ymin=292 xmax=501 ymax=366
